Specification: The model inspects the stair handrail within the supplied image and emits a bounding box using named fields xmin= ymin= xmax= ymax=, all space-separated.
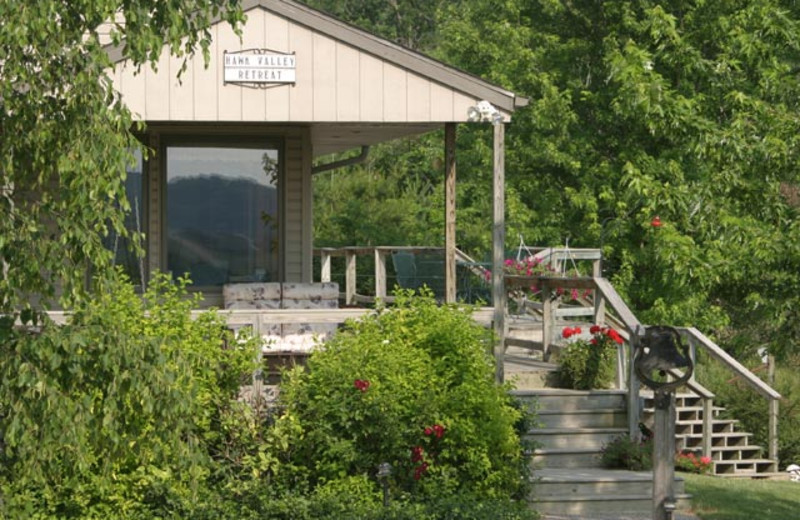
xmin=678 ymin=327 xmax=781 ymax=465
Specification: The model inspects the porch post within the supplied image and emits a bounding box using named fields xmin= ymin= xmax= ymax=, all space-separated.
xmin=445 ymin=123 xmax=457 ymax=303
xmin=492 ymin=122 xmax=506 ymax=383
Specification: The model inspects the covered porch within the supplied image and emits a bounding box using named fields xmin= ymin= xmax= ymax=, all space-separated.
xmin=103 ymin=0 xmax=526 ymax=377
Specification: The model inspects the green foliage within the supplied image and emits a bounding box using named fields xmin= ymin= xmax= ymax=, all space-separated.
xmin=600 ymin=436 xmax=653 ymax=471
xmin=0 ymin=272 xmax=259 ymax=518
xmin=0 ymin=0 xmax=244 ymax=314
xmin=309 ymin=0 xmax=800 ymax=360
xmin=556 ymin=325 xmax=622 ymax=390
xmin=675 ymin=451 xmax=712 ymax=475
xmin=276 ymin=289 xmax=531 ymax=501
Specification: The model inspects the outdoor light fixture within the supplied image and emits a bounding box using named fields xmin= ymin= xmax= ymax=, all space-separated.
xmin=376 ymin=462 xmax=392 ymax=507
xmin=467 ymin=100 xmax=504 ymax=124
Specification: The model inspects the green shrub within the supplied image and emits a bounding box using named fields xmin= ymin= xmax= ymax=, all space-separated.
xmin=0 ymin=272 xmax=260 ymax=518
xmin=600 ymin=435 xmax=653 ymax=471
xmin=557 ymin=325 xmax=623 ymax=390
xmin=274 ymin=289 xmax=532 ymax=503
xmin=675 ymin=451 xmax=712 ymax=474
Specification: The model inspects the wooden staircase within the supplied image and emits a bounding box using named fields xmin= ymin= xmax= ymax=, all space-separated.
xmin=642 ymin=392 xmax=780 ymax=478
xmin=516 ymin=389 xmax=690 ymax=517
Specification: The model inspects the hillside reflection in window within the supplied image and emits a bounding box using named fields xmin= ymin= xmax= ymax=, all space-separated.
xmin=105 ymin=149 xmax=144 ymax=285
xmin=167 ymin=146 xmax=279 ymax=287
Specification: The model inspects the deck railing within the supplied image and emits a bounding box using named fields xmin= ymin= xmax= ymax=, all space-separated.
xmin=506 ymin=253 xmax=781 ymax=464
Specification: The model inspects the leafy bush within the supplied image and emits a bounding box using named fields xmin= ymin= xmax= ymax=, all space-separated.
xmin=557 ymin=325 xmax=623 ymax=390
xmin=274 ymin=289 xmax=532 ymax=503
xmin=0 ymin=272 xmax=260 ymax=518
xmin=600 ymin=435 xmax=653 ymax=471
xmin=675 ymin=451 xmax=712 ymax=474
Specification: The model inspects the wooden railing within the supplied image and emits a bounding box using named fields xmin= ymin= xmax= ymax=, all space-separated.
xmin=678 ymin=327 xmax=781 ymax=464
xmin=315 ymin=246 xmax=487 ymax=305
xmin=508 ymin=265 xmax=782 ymax=463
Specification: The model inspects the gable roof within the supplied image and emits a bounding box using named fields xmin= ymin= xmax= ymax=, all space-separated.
xmin=106 ymin=0 xmax=527 ymax=118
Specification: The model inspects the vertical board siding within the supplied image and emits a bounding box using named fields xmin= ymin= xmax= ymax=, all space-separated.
xmin=430 ymin=82 xmax=455 ymax=121
xmin=118 ymin=62 xmax=146 ymax=118
xmin=144 ymin=51 xmax=170 ymax=119
xmin=288 ymin=22 xmax=314 ymax=121
xmin=217 ymin=22 xmax=244 ymax=121
xmin=335 ymin=42 xmax=360 ymax=121
xmin=383 ymin=66 xmax=407 ymax=121
xmin=193 ymin=24 xmax=219 ymax=120
xmin=265 ymin=12 xmax=291 ymax=121
xmin=169 ymin=53 xmax=194 ymax=120
xmin=312 ymin=33 xmax=336 ymax=121
xmin=241 ymin=9 xmax=268 ymax=121
xmin=111 ymin=6 xmax=497 ymax=123
xmin=406 ymin=72 xmax=431 ymax=121
xmin=359 ymin=53 xmax=383 ymax=121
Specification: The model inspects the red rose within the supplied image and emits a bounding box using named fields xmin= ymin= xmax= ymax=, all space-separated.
xmin=411 ymin=445 xmax=424 ymax=462
xmin=562 ymin=327 xmax=573 ymax=339
xmin=424 ymin=426 xmax=433 ymax=436
xmin=590 ymin=325 xmax=601 ymax=334
xmin=432 ymin=424 xmax=445 ymax=438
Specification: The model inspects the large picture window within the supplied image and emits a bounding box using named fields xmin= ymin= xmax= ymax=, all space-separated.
xmin=166 ymin=143 xmax=280 ymax=287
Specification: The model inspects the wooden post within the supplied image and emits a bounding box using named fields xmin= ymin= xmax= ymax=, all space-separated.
xmin=444 ymin=123 xmax=457 ymax=304
xmin=615 ymin=343 xmax=626 ymax=390
xmin=702 ymin=397 xmax=713 ymax=460
xmin=321 ymin=250 xmax=332 ymax=283
xmin=688 ymin=337 xmax=697 ymax=384
xmin=542 ymin=284 xmax=552 ymax=362
xmin=374 ymin=249 xmax=387 ymax=301
xmin=628 ymin=332 xmax=642 ymax=441
xmin=492 ymin=122 xmax=506 ymax=383
xmin=592 ymin=258 xmax=605 ymax=325
xmin=345 ymin=251 xmax=357 ymax=306
xmin=768 ymin=397 xmax=779 ymax=465
xmin=652 ymin=389 xmax=677 ymax=520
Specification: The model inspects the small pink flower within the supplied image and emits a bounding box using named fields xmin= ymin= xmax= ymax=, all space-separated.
xmin=504 ymin=259 xmax=514 ymax=266
xmin=432 ymin=424 xmax=445 ymax=438
xmin=424 ymin=426 xmax=433 ymax=436
xmin=700 ymin=456 xmax=711 ymax=465
xmin=570 ymin=288 xmax=579 ymax=301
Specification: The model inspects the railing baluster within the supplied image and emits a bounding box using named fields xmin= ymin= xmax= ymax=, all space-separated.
xmin=345 ymin=251 xmax=357 ymax=306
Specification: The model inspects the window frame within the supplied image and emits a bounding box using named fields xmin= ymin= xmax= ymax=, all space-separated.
xmin=159 ymin=134 xmax=285 ymax=299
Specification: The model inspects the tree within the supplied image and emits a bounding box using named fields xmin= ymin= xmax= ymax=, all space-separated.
xmin=307 ymin=0 xmax=800 ymax=359
xmin=435 ymin=0 xmax=800 ymax=358
xmin=0 ymin=0 xmax=245 ymax=315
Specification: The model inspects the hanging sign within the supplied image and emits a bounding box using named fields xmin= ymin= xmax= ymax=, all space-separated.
xmin=223 ymin=49 xmax=296 ymax=86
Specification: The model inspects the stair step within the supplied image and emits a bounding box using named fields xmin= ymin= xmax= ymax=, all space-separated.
xmin=513 ymin=389 xmax=627 ymax=411
xmin=713 ymin=458 xmax=778 ymax=474
xmin=538 ymin=408 xmax=627 ymax=428
xmin=534 ymin=468 xmax=685 ymax=497
xmin=533 ymin=493 xmax=692 ymax=516
xmin=533 ymin=448 xmax=603 ymax=469
xmin=529 ymin=427 xmax=627 ymax=449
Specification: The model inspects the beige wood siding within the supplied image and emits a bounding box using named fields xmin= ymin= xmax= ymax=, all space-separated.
xmin=111 ymin=6 xmax=511 ymax=123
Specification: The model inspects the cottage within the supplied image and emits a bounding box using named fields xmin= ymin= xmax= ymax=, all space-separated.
xmin=103 ymin=0 xmax=526 ymax=354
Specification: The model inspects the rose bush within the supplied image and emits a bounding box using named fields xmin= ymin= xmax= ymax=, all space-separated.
xmin=557 ymin=325 xmax=624 ymax=390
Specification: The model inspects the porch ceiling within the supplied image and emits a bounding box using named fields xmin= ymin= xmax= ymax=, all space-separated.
xmin=310 ymin=123 xmax=440 ymax=156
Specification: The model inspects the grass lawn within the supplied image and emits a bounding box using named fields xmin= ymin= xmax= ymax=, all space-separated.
xmin=684 ymin=473 xmax=799 ymax=520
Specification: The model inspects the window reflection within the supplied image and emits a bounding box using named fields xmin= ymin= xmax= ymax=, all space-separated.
xmin=106 ymin=149 xmax=144 ymax=284
xmin=166 ymin=146 xmax=279 ymax=287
